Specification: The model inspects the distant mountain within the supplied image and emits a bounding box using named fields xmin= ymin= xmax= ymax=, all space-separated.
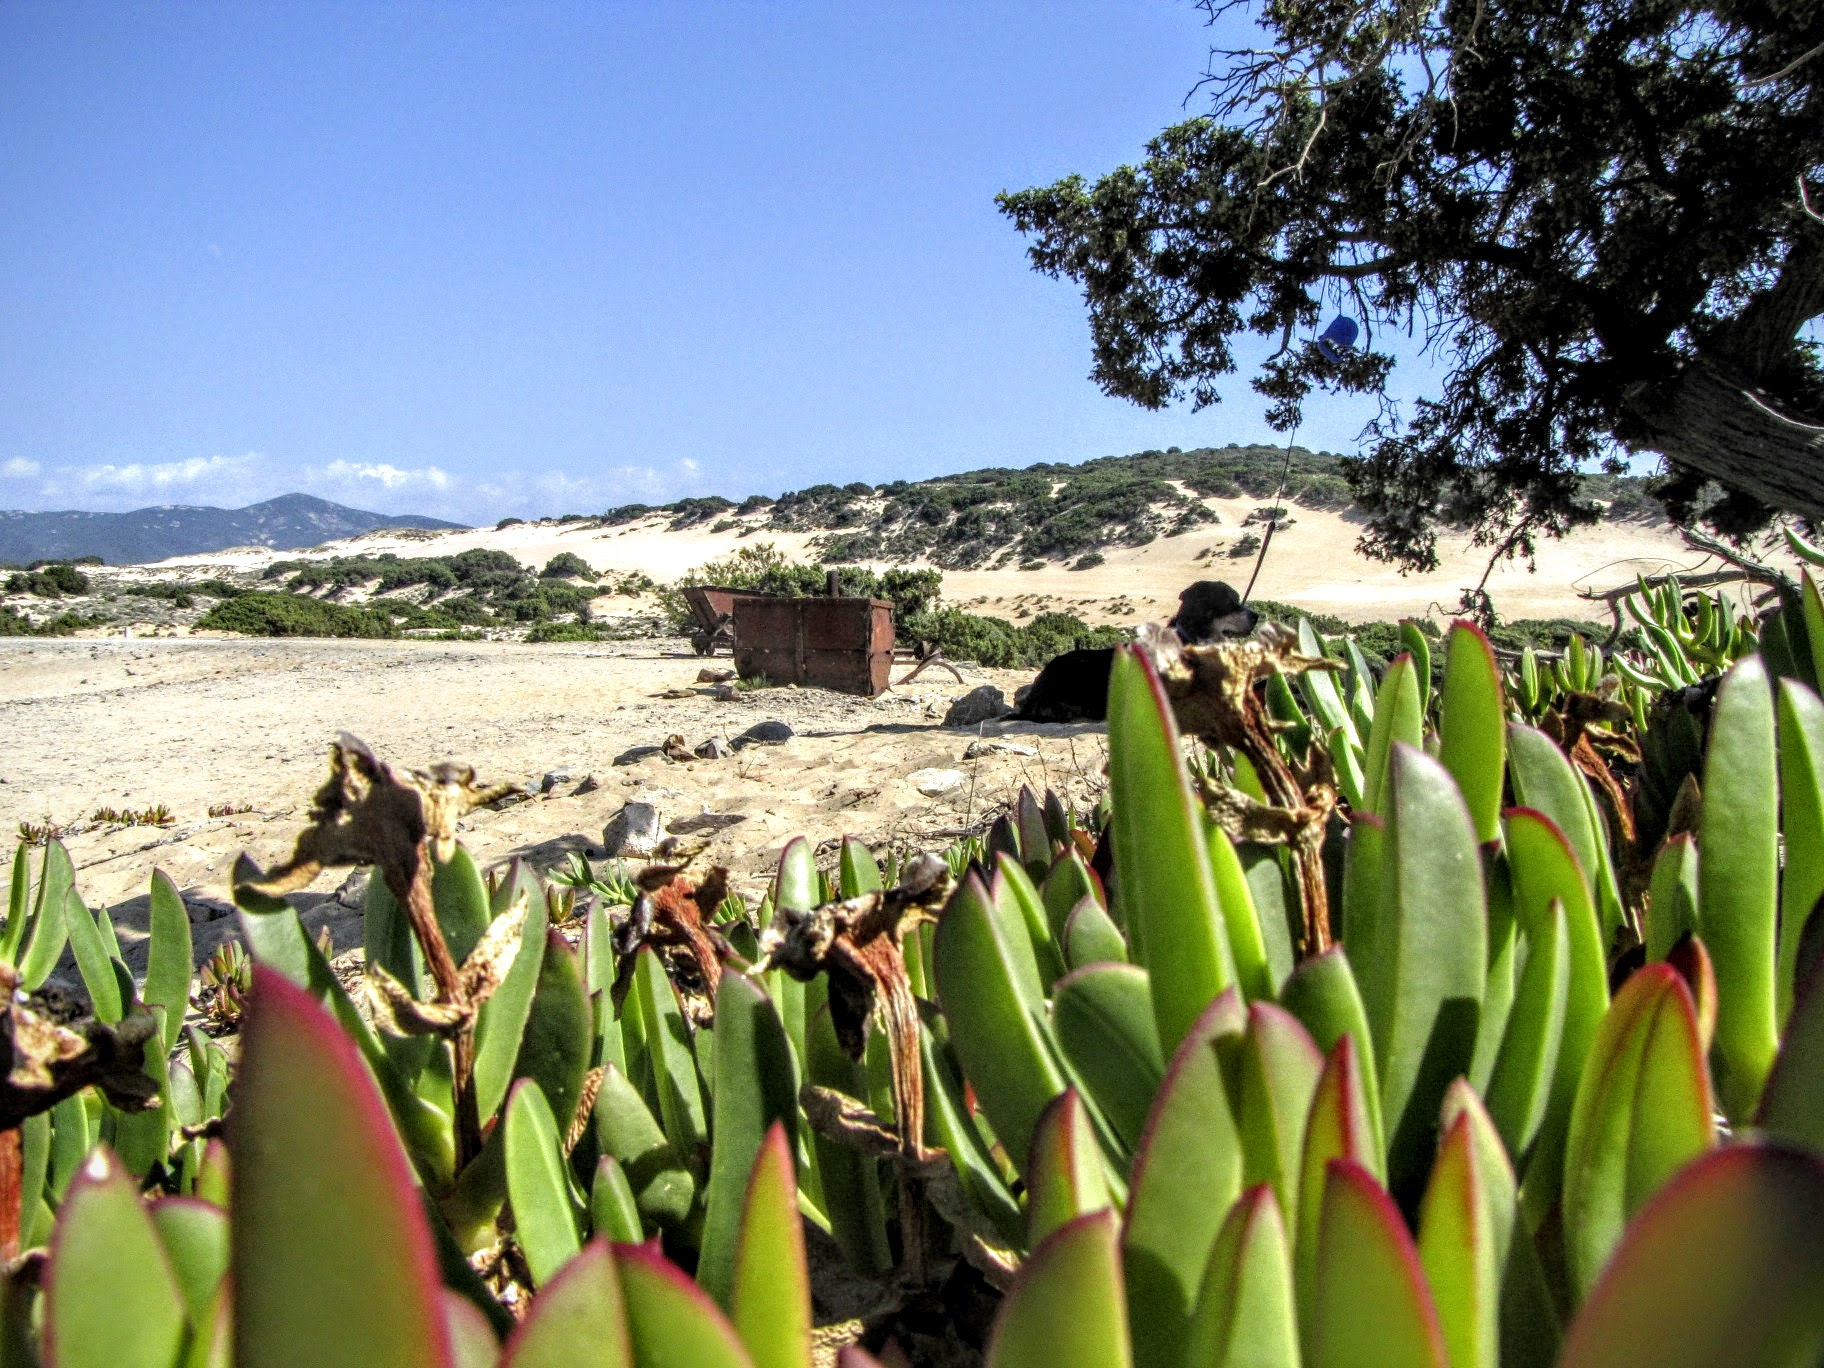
xmin=0 ymin=494 xmax=467 ymax=566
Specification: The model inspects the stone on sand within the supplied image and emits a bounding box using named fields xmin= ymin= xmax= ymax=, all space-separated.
xmin=942 ymin=685 xmax=1011 ymax=728
xmin=603 ymin=801 xmax=663 ymax=858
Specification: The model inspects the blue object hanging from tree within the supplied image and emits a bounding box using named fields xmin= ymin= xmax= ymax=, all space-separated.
xmin=1316 ymin=314 xmax=1359 ymax=362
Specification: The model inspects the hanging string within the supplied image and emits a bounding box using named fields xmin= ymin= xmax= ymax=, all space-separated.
xmin=1241 ymin=418 xmax=1301 ymax=603
xmin=1239 ymin=314 xmax=1355 ymax=604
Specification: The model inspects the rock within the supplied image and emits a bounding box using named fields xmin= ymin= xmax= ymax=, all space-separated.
xmin=662 ymin=733 xmax=696 ymax=762
xmin=696 ymin=667 xmax=737 ymax=683
xmin=669 ymin=810 xmax=747 ymax=835
xmin=732 ymin=721 xmax=794 ymax=749
xmin=539 ymin=770 xmax=575 ymax=794
xmin=908 ymin=767 xmax=969 ymax=798
xmin=183 ymin=894 xmax=234 ymax=925
xmin=602 ymin=802 xmax=663 ymax=858
xmin=334 ymin=869 xmax=371 ymax=909
xmin=942 ymin=685 xmax=1011 ymax=728
xmin=694 ymin=735 xmax=732 ymax=760
xmin=572 ymin=774 xmax=601 ymax=796
xmin=613 ymin=744 xmax=663 ymax=766
xmin=963 ymin=739 xmax=1038 ymax=759
xmin=711 ymin=683 xmax=739 ymax=701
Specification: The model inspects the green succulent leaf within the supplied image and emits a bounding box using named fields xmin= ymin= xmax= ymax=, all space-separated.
xmin=1352 ymin=744 xmax=1486 ymax=1201
xmin=1483 ymin=896 xmax=1571 ymax=1165
xmin=1062 ymin=895 xmax=1129 ymax=969
xmin=1697 ymin=655 xmax=1780 ymax=1117
xmin=45 ymin=1148 xmax=187 ymax=1368
xmin=1295 ymin=1035 xmax=1379 ymax=1320
xmin=1306 ymin=1161 xmax=1447 ymax=1368
xmin=1559 ymin=1146 xmax=1824 ymax=1367
xmin=1107 ymin=646 xmax=1236 ymax=1051
xmin=631 ymin=946 xmax=709 ymax=1161
xmin=63 ymin=888 xmax=122 ymax=1024
xmin=1777 ymin=679 xmax=1824 ymax=1023
xmin=616 ymin=1241 xmax=757 ymax=1368
xmin=807 ymin=1000 xmax=892 ymax=1274
xmin=145 ymin=869 xmax=194 ymax=1054
xmin=993 ymin=854 xmax=1067 ymax=992
xmin=151 ymin=1198 xmax=230 ymax=1329
xmin=591 ymin=1065 xmax=697 ymax=1234
xmin=1042 ymin=852 xmax=1103 ymax=945
xmin=987 ymin=1211 xmax=1131 ymax=1368
xmin=1760 ymin=957 xmax=1824 ymax=1151
xmin=1645 ymin=835 xmax=1701 ymax=966
xmin=1050 ymin=964 xmax=1165 ymax=1155
xmin=513 ymin=930 xmax=594 ymax=1144
xmin=729 ymin=1124 xmax=811 ymax=1368
xmin=1361 ymin=653 xmax=1425 ymax=817
xmin=1236 ymin=1002 xmax=1326 ymax=1243
xmin=18 ymin=838 xmax=73 ymax=990
xmin=505 ymin=1079 xmax=583 ymax=1287
xmin=1184 ymin=1184 xmax=1298 ymax=1368
xmin=1507 ymin=724 xmax=1625 ymax=942
xmin=1562 ymin=964 xmax=1716 ymax=1298
xmin=589 ymin=1156 xmax=645 ymax=1245
xmin=1122 ymin=991 xmax=1247 ymax=1368
xmin=473 ymin=887 xmax=551 ymax=1124
xmin=932 ymin=871 xmax=1069 ymax=1171
xmin=231 ymin=966 xmax=454 ymax=1368
xmin=1205 ymin=820 xmax=1274 ymax=1002
xmin=500 ymin=1238 xmax=629 ymax=1368
xmin=772 ymin=836 xmax=819 ymax=914
xmin=699 ymin=970 xmax=799 ymax=1311
xmin=1027 ymin=1090 xmax=1115 ymax=1246
xmin=1437 ymin=631 xmax=1510 ymax=846
xmin=918 ymin=1008 xmax=1024 ymax=1248
xmin=1503 ymin=809 xmax=1611 ymax=1221
xmin=1278 ymin=947 xmax=1386 ymax=1164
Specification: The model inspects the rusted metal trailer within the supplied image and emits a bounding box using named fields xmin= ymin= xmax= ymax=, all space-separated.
xmin=731 ymin=594 xmax=896 ymax=697
xmin=679 ymin=584 xmax=759 ymax=657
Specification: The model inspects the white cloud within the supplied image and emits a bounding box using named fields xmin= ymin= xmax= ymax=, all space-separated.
xmin=1 ymin=458 xmax=40 ymax=479
xmin=77 ymin=452 xmax=258 ymax=492
xmin=320 ymin=460 xmax=451 ymax=491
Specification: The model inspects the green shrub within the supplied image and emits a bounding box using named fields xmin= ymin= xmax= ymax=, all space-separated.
xmin=539 ymin=552 xmax=597 ymax=581
xmin=5 ymin=562 xmax=90 ymax=597
xmin=196 ymin=592 xmax=398 ymax=638
xmin=1073 ymin=552 xmax=1106 ymax=570
xmin=898 ymin=606 xmax=1124 ymax=667
xmin=525 ymin=620 xmax=617 ymax=643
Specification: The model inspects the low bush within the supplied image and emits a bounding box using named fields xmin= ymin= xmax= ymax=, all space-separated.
xmin=5 ymin=562 xmax=90 ymax=597
xmin=196 ymin=592 xmax=398 ymax=638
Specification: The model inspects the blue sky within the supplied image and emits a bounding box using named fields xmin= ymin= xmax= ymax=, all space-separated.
xmin=1 ymin=2 xmax=1409 ymax=526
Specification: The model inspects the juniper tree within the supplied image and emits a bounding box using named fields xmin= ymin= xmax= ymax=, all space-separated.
xmin=998 ymin=0 xmax=1824 ymax=570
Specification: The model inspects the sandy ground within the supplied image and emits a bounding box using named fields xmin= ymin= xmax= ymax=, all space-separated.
xmin=136 ymin=493 xmax=1746 ymax=629
xmin=0 ymin=635 xmax=1105 ymax=975
xmin=4 ymin=496 xmax=1796 ymax=982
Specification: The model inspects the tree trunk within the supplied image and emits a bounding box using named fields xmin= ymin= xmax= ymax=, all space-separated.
xmin=1631 ymin=360 xmax=1824 ymax=522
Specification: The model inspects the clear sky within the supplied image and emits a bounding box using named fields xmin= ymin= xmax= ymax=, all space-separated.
xmin=1 ymin=2 xmax=1403 ymax=526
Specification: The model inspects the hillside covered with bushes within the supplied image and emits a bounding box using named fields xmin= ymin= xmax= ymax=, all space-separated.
xmin=601 ymin=444 xmax=1667 ymax=569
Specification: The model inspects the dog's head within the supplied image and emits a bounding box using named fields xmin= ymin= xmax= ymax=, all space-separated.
xmin=1169 ymin=580 xmax=1258 ymax=644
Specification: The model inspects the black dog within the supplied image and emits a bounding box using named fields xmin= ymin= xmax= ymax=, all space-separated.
xmin=1010 ymin=581 xmax=1258 ymax=723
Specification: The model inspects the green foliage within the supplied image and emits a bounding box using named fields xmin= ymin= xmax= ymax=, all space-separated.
xmin=5 ymin=561 xmax=91 ymax=596
xmin=996 ymin=0 xmax=1821 ymax=559
xmin=898 ymin=607 xmax=1124 ymax=668
xmin=195 ymin=592 xmax=400 ymax=638
xmin=8 ymin=581 xmax=1824 ymax=1366
xmin=539 ymin=552 xmax=596 ymax=581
